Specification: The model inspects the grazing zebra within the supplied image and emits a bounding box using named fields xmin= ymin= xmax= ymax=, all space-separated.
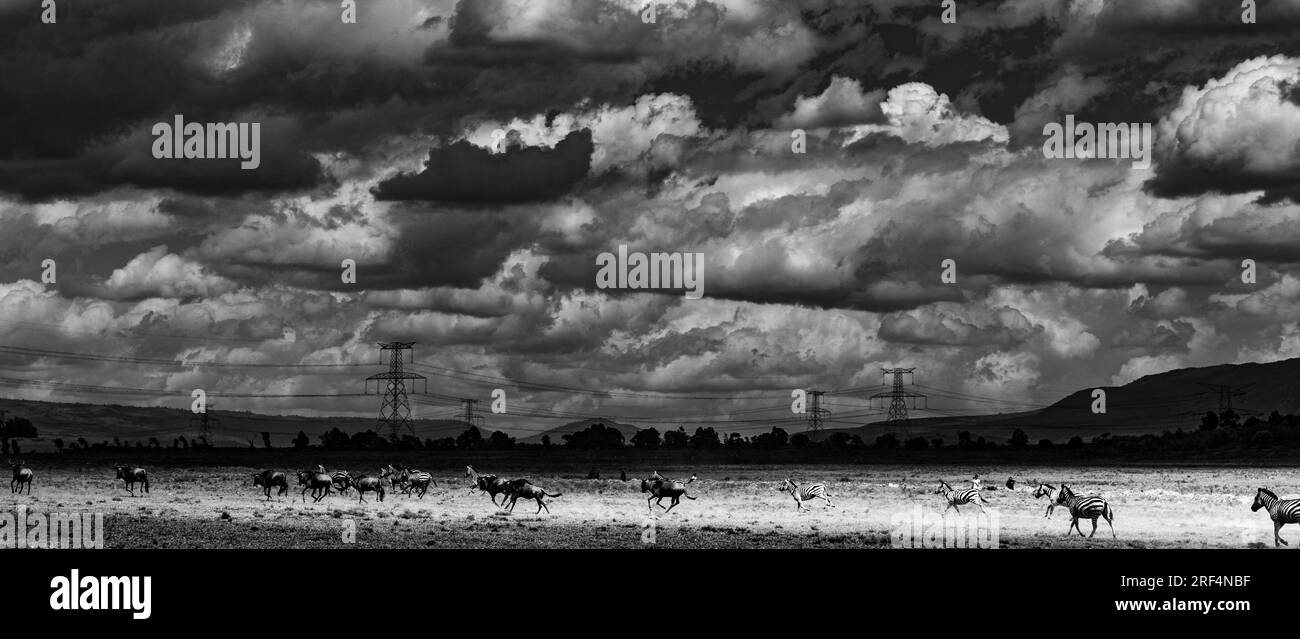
xmin=296 ymin=470 xmax=333 ymax=503
xmin=402 ymin=470 xmax=436 ymax=499
xmin=641 ymin=472 xmax=698 ymax=514
xmin=114 ymin=465 xmax=149 ymax=496
xmin=352 ymin=474 xmax=385 ymax=503
xmin=10 ymin=462 xmax=33 ymax=495
xmin=501 ymin=479 xmax=562 ymax=514
xmin=331 ymin=471 xmax=353 ymax=495
xmin=1251 ymin=487 xmax=1300 ymax=547
xmin=777 ymin=478 xmax=834 ymax=511
xmin=465 ymin=466 xmax=510 ymax=506
xmin=934 ymin=479 xmax=988 ymax=513
xmin=252 ymin=470 xmax=289 ymax=501
xmin=1055 ymin=485 xmax=1115 ymax=538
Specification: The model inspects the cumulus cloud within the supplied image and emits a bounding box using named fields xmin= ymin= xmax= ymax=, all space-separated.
xmin=98 ymin=246 xmax=235 ymax=300
xmin=844 ymin=83 xmax=1009 ymax=147
xmin=775 ymin=76 xmax=886 ymax=129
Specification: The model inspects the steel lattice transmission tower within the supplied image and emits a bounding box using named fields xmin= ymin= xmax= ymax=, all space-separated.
xmin=460 ymin=398 xmax=485 ymax=430
xmin=1195 ymin=382 xmax=1251 ymax=412
xmin=190 ymin=401 xmax=219 ymax=444
xmin=365 ymin=342 xmax=428 ymax=439
xmin=805 ymin=390 xmax=829 ymax=434
xmin=870 ymin=368 xmax=927 ymax=439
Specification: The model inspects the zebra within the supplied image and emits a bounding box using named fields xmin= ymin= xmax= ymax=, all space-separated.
xmin=1251 ymin=487 xmax=1300 ymax=547
xmin=296 ymin=470 xmax=333 ymax=503
xmin=500 ymin=479 xmax=562 ymax=514
xmin=114 ymin=465 xmax=149 ymax=496
xmin=331 ymin=471 xmax=353 ymax=495
xmin=934 ymin=479 xmax=988 ymax=513
xmin=352 ymin=474 xmax=385 ymax=503
xmin=252 ymin=470 xmax=289 ymax=501
xmin=776 ymin=478 xmax=834 ymax=510
xmin=402 ymin=469 xmax=436 ymax=499
xmin=380 ymin=464 xmax=408 ymax=491
xmin=10 ymin=461 xmax=33 ymax=494
xmin=1055 ymin=485 xmax=1115 ymax=538
xmin=465 ymin=466 xmax=510 ymax=506
xmin=641 ymin=472 xmax=698 ymax=514
xmin=1032 ymin=482 xmax=1064 ymax=517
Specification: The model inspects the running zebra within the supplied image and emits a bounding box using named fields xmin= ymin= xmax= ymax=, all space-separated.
xmin=331 ymin=471 xmax=353 ymax=495
xmin=402 ymin=470 xmax=436 ymax=499
xmin=380 ymin=464 xmax=408 ymax=491
xmin=352 ymin=474 xmax=386 ymax=503
xmin=934 ymin=479 xmax=988 ymax=513
xmin=1055 ymin=485 xmax=1115 ymax=538
xmin=10 ymin=462 xmax=33 ymax=494
xmin=1251 ymin=487 xmax=1300 ymax=547
xmin=114 ymin=465 xmax=149 ymax=496
xmin=777 ymin=478 xmax=834 ymax=511
xmin=252 ymin=470 xmax=289 ymax=501
xmin=296 ymin=470 xmax=332 ymax=503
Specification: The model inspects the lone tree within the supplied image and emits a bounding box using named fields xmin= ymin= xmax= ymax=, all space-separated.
xmin=261 ymin=432 xmax=272 ymax=449
xmin=631 ymin=427 xmax=661 ymax=449
xmin=1008 ymin=429 xmax=1029 ymax=449
xmin=293 ymin=431 xmax=310 ymax=450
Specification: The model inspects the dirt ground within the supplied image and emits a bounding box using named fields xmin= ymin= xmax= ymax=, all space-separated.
xmin=2 ymin=461 xmax=1293 ymax=549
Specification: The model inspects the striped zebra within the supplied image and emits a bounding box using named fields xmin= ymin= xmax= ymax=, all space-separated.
xmin=252 ymin=470 xmax=288 ymax=501
xmin=1251 ymin=487 xmax=1300 ymax=547
xmin=10 ymin=462 xmax=33 ymax=495
xmin=402 ymin=469 xmax=436 ymax=499
xmin=380 ymin=464 xmax=408 ymax=491
xmin=1055 ymin=485 xmax=1115 ymax=538
xmin=1032 ymin=482 xmax=1064 ymax=517
xmin=114 ymin=465 xmax=149 ymax=497
xmin=934 ymin=479 xmax=989 ymax=513
xmin=777 ymin=478 xmax=834 ymax=511
xmin=331 ymin=471 xmax=352 ymax=495
xmin=352 ymin=474 xmax=386 ymax=503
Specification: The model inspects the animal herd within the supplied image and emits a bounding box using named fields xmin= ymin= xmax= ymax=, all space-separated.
xmin=8 ymin=459 xmax=1300 ymax=546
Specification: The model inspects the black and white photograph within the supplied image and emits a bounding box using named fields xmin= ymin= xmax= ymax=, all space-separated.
xmin=2 ymin=0 xmax=1298 ymax=625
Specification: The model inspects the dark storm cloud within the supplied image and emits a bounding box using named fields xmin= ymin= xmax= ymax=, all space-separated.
xmin=371 ymin=130 xmax=594 ymax=204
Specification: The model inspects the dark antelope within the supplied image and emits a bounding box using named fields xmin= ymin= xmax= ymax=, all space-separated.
xmin=296 ymin=470 xmax=333 ymax=503
xmin=1055 ymin=485 xmax=1116 ymax=539
xmin=1251 ymin=487 xmax=1300 ymax=547
xmin=465 ymin=466 xmax=511 ymax=506
xmin=252 ymin=470 xmax=289 ymax=501
xmin=115 ymin=465 xmax=149 ymax=496
xmin=777 ymin=478 xmax=834 ymax=511
xmin=352 ymin=474 xmax=386 ymax=503
xmin=500 ymin=479 xmax=561 ymax=514
xmin=10 ymin=461 xmax=33 ymax=495
xmin=641 ymin=471 xmax=698 ymax=514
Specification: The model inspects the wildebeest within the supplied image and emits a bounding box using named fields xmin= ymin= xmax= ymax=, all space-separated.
xmin=500 ymin=478 xmax=562 ymax=514
xmin=252 ymin=470 xmax=289 ymax=501
xmin=114 ymin=465 xmax=149 ymax=496
xmin=296 ymin=470 xmax=332 ymax=503
xmin=352 ymin=473 xmax=385 ymax=503
xmin=10 ymin=461 xmax=33 ymax=494
xmin=641 ymin=471 xmax=698 ymax=514
xmin=465 ymin=466 xmax=511 ymax=506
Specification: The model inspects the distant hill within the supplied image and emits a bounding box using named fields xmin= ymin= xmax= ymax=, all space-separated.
xmin=813 ymin=358 xmax=1300 ymax=444
xmin=0 ymin=397 xmax=466 ymax=450
xmin=518 ymin=418 xmax=642 ymax=445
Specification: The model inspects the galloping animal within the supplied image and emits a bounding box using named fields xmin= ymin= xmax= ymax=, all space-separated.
xmin=352 ymin=474 xmax=386 ymax=504
xmin=777 ymin=478 xmax=834 ymax=511
xmin=252 ymin=470 xmax=289 ymax=501
xmin=465 ymin=466 xmax=511 ymax=506
xmin=500 ymin=479 xmax=562 ymax=514
xmin=114 ymin=465 xmax=149 ymax=496
xmin=10 ymin=462 xmax=33 ymax=494
xmin=296 ymin=470 xmax=333 ymax=503
xmin=641 ymin=471 xmax=698 ymax=514
xmin=934 ymin=479 xmax=989 ymax=513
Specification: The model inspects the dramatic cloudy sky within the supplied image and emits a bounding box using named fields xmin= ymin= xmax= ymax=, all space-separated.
xmin=3 ymin=0 xmax=1300 ymax=437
